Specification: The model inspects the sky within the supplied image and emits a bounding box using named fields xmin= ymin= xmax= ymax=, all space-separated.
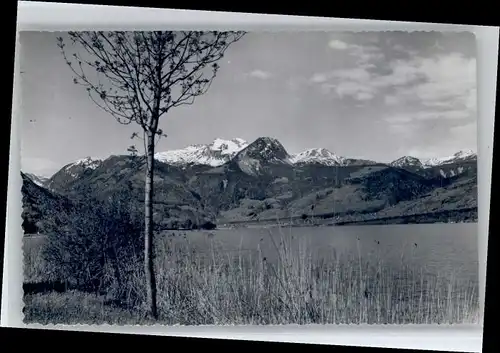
xmin=18 ymin=31 xmax=477 ymax=177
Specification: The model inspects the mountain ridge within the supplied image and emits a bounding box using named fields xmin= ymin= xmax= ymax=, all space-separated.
xmin=154 ymin=137 xmax=249 ymax=167
xmin=152 ymin=138 xmax=477 ymax=170
xmin=21 ymin=137 xmax=477 ymax=233
xmin=24 ymin=173 xmax=50 ymax=188
xmin=32 ymin=137 xmax=477 ymax=181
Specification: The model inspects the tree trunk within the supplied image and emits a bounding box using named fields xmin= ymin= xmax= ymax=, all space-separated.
xmin=144 ymin=131 xmax=158 ymax=319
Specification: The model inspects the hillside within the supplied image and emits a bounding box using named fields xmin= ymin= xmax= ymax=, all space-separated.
xmin=217 ymin=164 xmax=475 ymax=225
xmin=24 ymin=157 xmax=217 ymax=232
xmin=24 ymin=173 xmax=50 ymax=188
xmin=21 ymin=172 xmax=76 ymax=234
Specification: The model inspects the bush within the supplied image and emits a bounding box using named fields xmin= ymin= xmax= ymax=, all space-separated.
xmin=42 ymin=192 xmax=144 ymax=304
xmin=200 ymin=221 xmax=216 ymax=230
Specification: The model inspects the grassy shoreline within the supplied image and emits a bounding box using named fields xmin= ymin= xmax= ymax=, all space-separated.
xmin=218 ymin=207 xmax=478 ymax=229
xmin=23 ymin=228 xmax=480 ymax=325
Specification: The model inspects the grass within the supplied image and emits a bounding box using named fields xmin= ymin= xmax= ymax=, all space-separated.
xmin=23 ymin=228 xmax=480 ymax=325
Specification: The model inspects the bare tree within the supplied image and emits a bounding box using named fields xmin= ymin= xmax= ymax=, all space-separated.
xmin=57 ymin=30 xmax=245 ymax=319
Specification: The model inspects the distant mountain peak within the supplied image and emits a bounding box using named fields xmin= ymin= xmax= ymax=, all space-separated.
xmin=68 ymin=156 xmax=102 ymax=170
xmin=24 ymin=172 xmax=50 ymax=188
xmin=237 ymin=137 xmax=291 ymax=162
xmin=230 ymin=137 xmax=291 ymax=176
xmin=45 ymin=156 xmax=104 ymax=192
xmin=390 ymin=156 xmax=423 ymax=168
xmin=390 ymin=150 xmax=477 ymax=169
xmin=255 ymin=136 xmax=280 ymax=143
xmin=291 ymin=148 xmax=346 ymax=166
xmin=453 ymin=149 xmax=475 ymax=158
xmin=155 ymin=138 xmax=249 ymax=167
xmin=421 ymin=149 xmax=477 ymax=168
xmin=210 ymin=138 xmax=248 ymax=155
xmin=248 ymin=136 xmax=286 ymax=150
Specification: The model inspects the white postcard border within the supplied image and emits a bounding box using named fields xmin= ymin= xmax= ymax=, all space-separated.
xmin=2 ymin=2 xmax=498 ymax=352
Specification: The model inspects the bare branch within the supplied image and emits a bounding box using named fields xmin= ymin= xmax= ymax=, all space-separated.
xmin=98 ymin=32 xmax=155 ymax=118
xmin=58 ymin=30 xmax=245 ymax=136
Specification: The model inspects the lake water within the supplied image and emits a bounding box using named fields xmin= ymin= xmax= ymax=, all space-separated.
xmin=24 ymin=222 xmax=479 ymax=322
xmin=163 ymin=223 xmax=479 ymax=287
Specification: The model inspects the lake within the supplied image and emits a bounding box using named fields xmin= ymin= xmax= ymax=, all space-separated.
xmin=161 ymin=223 xmax=479 ymax=287
xmin=24 ymin=222 xmax=479 ymax=323
xmin=24 ymin=222 xmax=479 ymax=292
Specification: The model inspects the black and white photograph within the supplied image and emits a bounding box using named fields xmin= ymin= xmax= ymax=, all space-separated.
xmin=19 ymin=30 xmax=479 ymax=326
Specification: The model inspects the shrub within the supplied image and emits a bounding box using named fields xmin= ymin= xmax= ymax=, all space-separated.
xmin=42 ymin=192 xmax=144 ymax=304
xmin=200 ymin=221 xmax=216 ymax=230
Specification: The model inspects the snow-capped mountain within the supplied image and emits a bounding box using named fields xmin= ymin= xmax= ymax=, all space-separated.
xmin=46 ymin=156 xmax=103 ymax=191
xmin=63 ymin=157 xmax=103 ymax=178
xmin=154 ymin=138 xmax=248 ymax=167
xmin=390 ymin=156 xmax=423 ymax=168
xmin=421 ymin=150 xmax=477 ymax=168
xmin=71 ymin=156 xmax=102 ymax=169
xmin=290 ymin=148 xmax=346 ymax=166
xmin=387 ymin=150 xmax=477 ymax=179
xmin=389 ymin=150 xmax=477 ymax=169
xmin=49 ymin=139 xmax=478 ymax=184
xmin=24 ymin=173 xmax=50 ymax=187
xmin=235 ymin=137 xmax=291 ymax=163
xmin=154 ymin=137 xmax=379 ymax=168
xmin=289 ymin=148 xmax=377 ymax=167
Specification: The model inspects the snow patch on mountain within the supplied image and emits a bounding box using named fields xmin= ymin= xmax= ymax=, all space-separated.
xmin=25 ymin=173 xmax=49 ymax=187
xmin=291 ymin=148 xmax=346 ymax=166
xmin=389 ymin=150 xmax=477 ymax=169
xmin=211 ymin=138 xmax=247 ymax=155
xmin=62 ymin=157 xmax=103 ymax=178
xmin=68 ymin=157 xmax=103 ymax=170
xmin=258 ymin=138 xmax=292 ymax=164
xmin=421 ymin=149 xmax=476 ymax=168
xmin=155 ymin=138 xmax=248 ymax=166
xmin=237 ymin=158 xmax=263 ymax=176
xmin=390 ymin=156 xmax=423 ymax=168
